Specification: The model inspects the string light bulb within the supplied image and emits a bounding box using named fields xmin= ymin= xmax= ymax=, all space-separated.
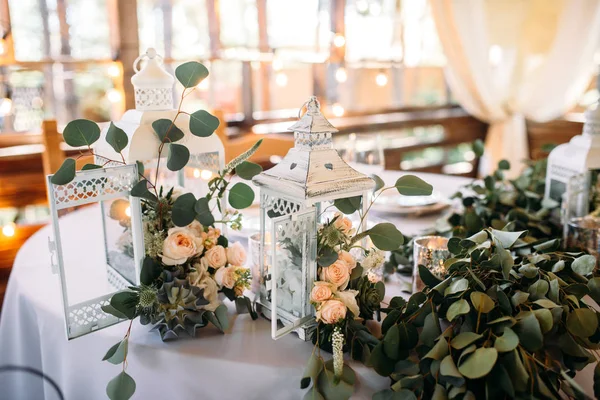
xmin=375 ymin=71 xmax=388 ymax=87
xmin=332 ymin=103 xmax=345 ymax=117
xmin=107 ymin=63 xmax=121 ymax=78
xmin=2 ymin=222 xmax=15 ymax=237
xmin=124 ymin=206 xmax=131 ymax=218
xmin=355 ymin=0 xmax=369 ymax=13
xmin=335 ymin=67 xmax=347 ymax=83
xmin=200 ymin=170 xmax=212 ymax=180
xmin=193 ymin=168 xmax=201 ymax=178
xmin=107 ymin=89 xmax=122 ymax=103
xmin=275 ymin=72 xmax=288 ymax=87
xmin=333 ymin=34 xmax=346 ymax=48
xmin=0 ymin=98 xmax=12 ymax=115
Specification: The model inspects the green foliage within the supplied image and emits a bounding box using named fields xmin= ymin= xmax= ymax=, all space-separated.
xmin=140 ymin=257 xmax=162 ymax=286
xmin=301 ymin=355 xmax=356 ymax=400
xmin=195 ymin=197 xmax=215 ymax=226
xmin=102 ymin=339 xmax=128 ymax=365
xmin=175 ymin=61 xmax=209 ymax=88
xmin=81 ymin=163 xmax=102 ymax=170
xmin=235 ymin=161 xmax=263 ymax=180
xmin=228 ymin=182 xmax=255 ymax=209
xmin=189 ymin=110 xmax=219 ymax=137
xmin=472 ymin=139 xmax=485 ymax=157
xmin=171 ymin=193 xmax=196 ymax=226
xmin=166 ymin=143 xmax=190 ymax=171
xmin=105 ymin=122 xmax=129 ymax=153
xmin=152 ymin=119 xmax=184 ymax=143
xmin=63 ymin=119 xmax=100 ymax=147
xmin=372 ymin=228 xmax=600 ymax=399
xmin=130 ymin=179 xmax=158 ymax=203
xmin=106 ymin=371 xmax=136 ymax=400
xmin=334 ymin=196 xmax=362 ymax=215
xmin=371 ymin=174 xmax=385 ymax=193
xmin=367 ymin=223 xmax=404 ymax=251
xmin=394 ymin=175 xmax=433 ymax=196
xmin=50 ymin=158 xmax=76 ymax=185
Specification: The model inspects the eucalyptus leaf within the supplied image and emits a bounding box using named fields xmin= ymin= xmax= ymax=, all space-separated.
xmin=228 ymin=182 xmax=255 ymax=209
xmin=394 ymin=175 xmax=433 ymax=196
xmin=130 ymin=179 xmax=157 ymax=203
xmin=334 ymin=196 xmax=362 ymax=215
xmin=423 ymin=337 xmax=449 ymax=361
xmin=370 ymin=342 xmax=396 ymax=376
xmin=551 ymin=260 xmax=565 ymax=273
xmin=440 ymin=355 xmax=465 ymax=387
xmin=81 ymin=163 xmax=102 ymax=170
xmin=418 ymin=264 xmax=443 ymax=288
xmin=528 ymin=279 xmax=549 ymax=300
xmin=498 ymin=160 xmax=510 ymax=170
xmin=491 ymin=229 xmax=526 ymax=249
xmin=152 ymin=118 xmax=184 ymax=143
xmin=494 ymin=327 xmax=519 ymax=352
xmin=371 ymin=174 xmax=385 ymax=192
xmin=235 ymin=161 xmax=263 ymax=180
xmin=571 ymin=254 xmax=596 ymax=276
xmin=175 ymin=61 xmax=209 ymax=88
xmin=446 ymin=299 xmax=470 ymax=322
xmin=106 ymin=371 xmax=136 ymax=400
xmin=105 ymin=122 xmax=129 ymax=153
xmin=533 ymin=309 xmax=553 ymax=334
xmin=514 ymin=312 xmax=543 ymax=352
xmin=171 ymin=193 xmax=196 ymax=226
xmin=166 ymin=143 xmax=190 ymax=171
xmin=451 ymin=332 xmax=483 ymax=350
xmin=383 ymin=324 xmax=400 ymax=359
xmin=63 ymin=119 xmax=100 ymax=147
xmin=194 ymin=197 xmax=215 ymax=226
xmin=103 ymin=339 xmax=127 ymax=365
xmin=189 ymin=109 xmax=219 ymax=137
xmin=444 ymin=278 xmax=469 ymax=296
xmin=567 ymin=308 xmax=598 ymax=338
xmin=458 ymin=347 xmax=498 ymax=379
xmin=50 ymin=158 xmax=76 ymax=185
xmin=472 ymin=139 xmax=485 ymax=157
xmin=470 ymin=291 xmax=495 ymax=313
xmin=367 ymin=223 xmax=404 ymax=251
xmin=588 ymin=277 xmax=600 ymax=304
xmin=140 ymin=257 xmax=162 ymax=285
xmin=301 ymin=351 xmax=324 ymax=389
xmin=421 ymin=312 xmax=441 ymax=348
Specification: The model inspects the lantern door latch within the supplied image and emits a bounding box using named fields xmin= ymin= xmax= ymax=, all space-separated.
xmin=48 ymin=237 xmax=59 ymax=274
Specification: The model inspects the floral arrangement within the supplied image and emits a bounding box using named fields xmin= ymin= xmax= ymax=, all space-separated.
xmin=50 ymin=60 xmax=263 ymax=400
xmin=371 ymin=228 xmax=600 ymax=400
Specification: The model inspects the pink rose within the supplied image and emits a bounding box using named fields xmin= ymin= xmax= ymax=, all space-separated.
xmin=161 ymin=227 xmax=204 ymax=266
xmin=205 ymin=245 xmax=227 ymax=269
xmin=227 ymin=242 xmax=247 ymax=266
xmin=204 ymin=227 xmax=221 ymax=249
xmin=311 ymin=281 xmax=334 ymax=303
xmin=316 ymin=299 xmax=347 ymax=324
xmin=338 ymin=251 xmax=356 ymax=270
xmin=333 ymin=212 xmax=353 ymax=235
xmin=320 ymin=260 xmax=351 ymax=290
xmin=215 ymin=265 xmax=237 ymax=289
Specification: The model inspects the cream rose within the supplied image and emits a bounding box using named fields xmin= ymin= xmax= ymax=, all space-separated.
xmin=338 ymin=251 xmax=356 ymax=270
xmin=335 ymin=289 xmax=359 ymax=317
xmin=227 ymin=242 xmax=247 ymax=266
xmin=311 ymin=281 xmax=334 ymax=303
xmin=215 ymin=265 xmax=237 ymax=289
xmin=161 ymin=227 xmax=204 ymax=266
xmin=316 ymin=299 xmax=347 ymax=324
xmin=333 ymin=212 xmax=353 ymax=235
xmin=205 ymin=245 xmax=227 ymax=269
xmin=320 ymin=260 xmax=351 ymax=290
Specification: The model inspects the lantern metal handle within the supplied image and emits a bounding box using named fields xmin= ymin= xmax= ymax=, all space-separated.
xmin=297 ymin=96 xmax=320 ymax=119
xmin=133 ymin=48 xmax=164 ymax=73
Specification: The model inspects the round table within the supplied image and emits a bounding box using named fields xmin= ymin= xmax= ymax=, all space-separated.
xmin=0 ymin=169 xmax=594 ymax=399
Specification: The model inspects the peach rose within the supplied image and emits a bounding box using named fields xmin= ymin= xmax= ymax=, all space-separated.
xmin=338 ymin=251 xmax=356 ymax=270
xmin=316 ymin=299 xmax=347 ymax=324
xmin=215 ymin=265 xmax=237 ymax=289
xmin=311 ymin=281 xmax=334 ymax=303
xmin=320 ymin=260 xmax=351 ymax=290
xmin=205 ymin=245 xmax=227 ymax=269
xmin=161 ymin=227 xmax=204 ymax=266
xmin=187 ymin=220 xmax=204 ymax=237
xmin=227 ymin=242 xmax=247 ymax=266
xmin=204 ymin=227 xmax=221 ymax=249
xmin=333 ymin=212 xmax=353 ymax=235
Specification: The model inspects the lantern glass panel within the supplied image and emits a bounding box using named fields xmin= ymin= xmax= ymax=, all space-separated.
xmin=270 ymin=208 xmax=317 ymax=339
xmin=47 ymin=164 xmax=144 ymax=339
xmin=182 ymin=150 xmax=223 ymax=197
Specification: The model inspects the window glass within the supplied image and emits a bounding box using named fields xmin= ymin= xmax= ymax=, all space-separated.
xmin=220 ymin=0 xmax=259 ymax=48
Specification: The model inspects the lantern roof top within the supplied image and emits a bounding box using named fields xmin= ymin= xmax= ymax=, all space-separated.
xmin=583 ymin=100 xmax=600 ymax=136
xmin=253 ymin=96 xmax=374 ymax=202
xmin=131 ymin=48 xmax=175 ymax=111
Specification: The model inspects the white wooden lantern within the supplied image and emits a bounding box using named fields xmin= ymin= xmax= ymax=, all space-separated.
xmin=46 ymin=164 xmax=144 ymax=339
xmin=94 ymin=48 xmax=225 ymax=197
xmin=544 ymin=102 xmax=600 ymax=203
xmin=252 ymin=96 xmax=374 ymax=340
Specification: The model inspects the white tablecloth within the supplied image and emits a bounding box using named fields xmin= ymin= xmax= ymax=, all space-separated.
xmin=0 ymin=168 xmax=594 ymax=399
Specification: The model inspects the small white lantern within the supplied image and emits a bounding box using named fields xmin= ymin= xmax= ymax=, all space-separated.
xmin=252 ymin=97 xmax=374 ymax=340
xmin=46 ymin=164 xmax=145 ymax=339
xmin=544 ymin=102 xmax=600 ymax=203
xmin=94 ymin=48 xmax=225 ymax=197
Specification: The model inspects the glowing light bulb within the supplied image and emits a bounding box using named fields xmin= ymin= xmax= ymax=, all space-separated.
xmin=333 ymin=34 xmax=346 ymax=48
xmin=375 ymin=72 xmax=388 ymax=87
xmin=107 ymin=89 xmax=122 ymax=103
xmin=0 ymin=98 xmax=12 ymax=115
xmin=197 ymin=79 xmax=209 ymax=91
xmin=193 ymin=168 xmax=201 ymax=178
xmin=272 ymin=58 xmax=283 ymax=71
xmin=200 ymin=170 xmax=212 ymax=180
xmin=107 ymin=63 xmax=121 ymax=78
xmin=124 ymin=206 xmax=131 ymax=217
xmin=2 ymin=222 xmax=15 ymax=237
xmin=275 ymin=72 xmax=288 ymax=87
xmin=332 ymin=103 xmax=345 ymax=117
xmin=335 ymin=67 xmax=347 ymax=83
xmin=356 ymin=0 xmax=369 ymax=13
xmin=369 ymin=2 xmax=382 ymax=16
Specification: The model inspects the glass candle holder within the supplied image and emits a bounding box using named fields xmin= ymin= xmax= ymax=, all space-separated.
xmin=566 ymin=217 xmax=600 ymax=263
xmin=413 ymin=236 xmax=450 ymax=293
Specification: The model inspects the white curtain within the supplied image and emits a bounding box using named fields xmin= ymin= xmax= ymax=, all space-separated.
xmin=430 ymin=0 xmax=600 ymax=177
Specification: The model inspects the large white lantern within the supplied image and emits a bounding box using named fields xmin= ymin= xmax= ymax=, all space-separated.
xmin=544 ymin=102 xmax=600 ymax=203
xmin=94 ymin=48 xmax=225 ymax=197
xmin=46 ymin=164 xmax=144 ymax=339
xmin=252 ymin=97 xmax=374 ymax=340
